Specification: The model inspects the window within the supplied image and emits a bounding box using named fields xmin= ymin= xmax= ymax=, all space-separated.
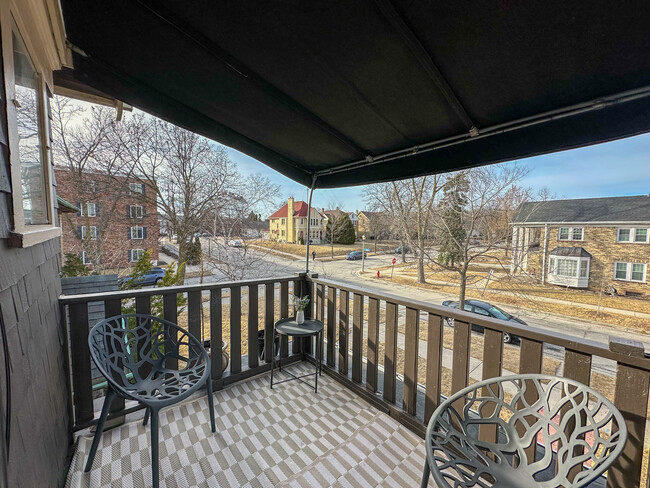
xmin=80 ymin=226 xmax=98 ymax=240
xmin=129 ymin=183 xmax=144 ymax=195
xmin=13 ymin=25 xmax=48 ymax=226
xmin=558 ymin=227 xmax=583 ymax=241
xmin=83 ymin=180 xmax=96 ymax=193
xmin=617 ymin=227 xmax=649 ymax=243
xmin=130 ymin=226 xmax=144 ymax=239
xmin=281 ymin=218 xmax=285 ymax=225
xmin=81 ymin=251 xmax=91 ymax=265
xmin=635 ymin=228 xmax=648 ymax=243
xmin=614 ymin=262 xmax=647 ymax=282
xmin=618 ymin=228 xmax=631 ymax=242
xmin=556 ymin=259 xmax=578 ymax=277
xmin=86 ymin=203 xmax=97 ymax=217
xmin=580 ymin=260 xmax=588 ymax=278
xmin=549 ymin=257 xmax=556 ymax=273
xmin=129 ymin=249 xmax=144 ymax=262
xmin=129 ymin=205 xmax=144 ymax=218
xmin=281 ymin=230 xmax=285 ymax=236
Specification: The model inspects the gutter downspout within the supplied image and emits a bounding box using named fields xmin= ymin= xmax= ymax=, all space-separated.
xmin=305 ymin=175 xmax=317 ymax=273
xmin=541 ymin=224 xmax=548 ymax=285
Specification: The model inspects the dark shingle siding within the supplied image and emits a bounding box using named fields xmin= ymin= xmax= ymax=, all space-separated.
xmin=513 ymin=195 xmax=650 ymax=224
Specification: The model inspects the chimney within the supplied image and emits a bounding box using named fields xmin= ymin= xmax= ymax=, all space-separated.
xmin=287 ymin=196 xmax=295 ymax=243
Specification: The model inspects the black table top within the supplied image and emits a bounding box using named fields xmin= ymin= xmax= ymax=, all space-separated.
xmin=274 ymin=317 xmax=323 ymax=336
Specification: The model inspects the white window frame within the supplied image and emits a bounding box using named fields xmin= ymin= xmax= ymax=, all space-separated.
xmin=130 ymin=226 xmax=144 ymax=239
xmin=129 ymin=249 xmax=144 ymax=262
xmin=81 ymin=251 xmax=91 ymax=265
xmin=129 ymin=182 xmax=144 ymax=195
xmin=86 ymin=203 xmax=97 ymax=217
xmin=558 ymin=227 xmax=583 ymax=241
xmin=613 ymin=262 xmax=647 ymax=283
xmin=617 ymin=227 xmax=649 ymax=243
xmin=80 ymin=225 xmax=98 ymax=240
xmin=2 ymin=3 xmax=61 ymax=247
xmin=129 ymin=204 xmax=144 ymax=219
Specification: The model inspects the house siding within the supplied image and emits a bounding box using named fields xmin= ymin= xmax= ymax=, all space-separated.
xmin=0 ymin=26 xmax=71 ymax=487
xmin=517 ymin=225 xmax=650 ymax=294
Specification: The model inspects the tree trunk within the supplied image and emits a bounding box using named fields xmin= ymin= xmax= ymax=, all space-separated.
xmin=417 ymin=234 xmax=426 ymax=283
xmin=400 ymin=239 xmax=406 ymax=264
xmin=458 ymin=263 xmax=468 ymax=309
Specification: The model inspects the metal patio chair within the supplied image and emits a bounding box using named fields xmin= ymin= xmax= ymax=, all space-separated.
xmin=84 ymin=314 xmax=216 ymax=488
xmin=421 ymin=374 xmax=627 ymax=488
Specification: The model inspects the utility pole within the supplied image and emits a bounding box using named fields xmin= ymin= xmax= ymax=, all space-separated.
xmin=361 ymin=234 xmax=366 ymax=272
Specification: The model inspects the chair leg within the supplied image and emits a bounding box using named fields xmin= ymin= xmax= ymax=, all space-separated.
xmin=150 ymin=407 xmax=160 ymax=488
xmin=143 ymin=406 xmax=150 ymax=426
xmin=206 ymin=376 xmax=216 ymax=433
xmin=84 ymin=388 xmax=116 ymax=472
xmin=420 ymin=459 xmax=431 ymax=488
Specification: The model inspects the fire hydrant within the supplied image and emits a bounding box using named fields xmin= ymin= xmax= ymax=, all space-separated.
xmin=377 ymin=270 xmax=380 ymax=278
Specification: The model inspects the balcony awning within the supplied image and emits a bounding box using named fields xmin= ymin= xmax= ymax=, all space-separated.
xmin=56 ymin=1 xmax=650 ymax=189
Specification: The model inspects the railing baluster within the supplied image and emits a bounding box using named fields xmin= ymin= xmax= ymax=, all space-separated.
xmin=338 ymin=289 xmax=349 ymax=375
xmin=69 ymin=302 xmax=93 ymax=427
xmin=562 ymin=349 xmax=592 ymax=482
xmin=280 ymin=281 xmax=289 ymax=357
xmin=248 ymin=284 xmax=259 ymax=369
xmin=317 ymin=283 xmax=324 ymax=322
xmin=187 ymin=290 xmax=202 ymax=340
xmin=327 ymin=287 xmax=336 ymax=367
xmin=518 ymin=338 xmax=544 ymax=463
xmin=424 ymin=314 xmax=443 ymax=422
xmin=608 ymin=339 xmax=649 ymax=488
xmin=163 ymin=293 xmax=178 ymax=371
xmin=104 ymin=299 xmax=125 ymax=420
xmin=352 ymin=293 xmax=363 ymax=384
xmin=366 ymin=297 xmax=380 ymax=393
xmin=264 ymin=283 xmax=274 ymax=363
xmin=292 ymin=279 xmax=302 ymax=354
xmin=383 ymin=301 xmax=398 ymax=404
xmin=210 ymin=289 xmax=223 ymax=381
xmin=451 ymin=320 xmax=471 ymax=396
xmin=478 ymin=328 xmax=504 ymax=448
xmin=230 ymin=286 xmax=242 ymax=374
xmin=135 ymin=295 xmax=150 ymax=315
xmin=403 ymin=307 xmax=419 ymax=416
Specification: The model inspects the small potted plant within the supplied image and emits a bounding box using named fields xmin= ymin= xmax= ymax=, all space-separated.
xmin=292 ymin=295 xmax=310 ymax=324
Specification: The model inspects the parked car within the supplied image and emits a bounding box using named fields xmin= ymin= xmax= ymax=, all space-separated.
xmin=345 ymin=251 xmax=367 ymax=260
xmin=119 ymin=267 xmax=166 ymax=287
xmin=394 ymin=245 xmax=411 ymax=254
xmin=441 ymin=299 xmax=527 ymax=344
xmin=229 ymin=239 xmax=243 ymax=248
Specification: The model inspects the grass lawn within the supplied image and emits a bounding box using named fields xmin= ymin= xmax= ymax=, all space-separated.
xmin=251 ymin=239 xmax=399 ymax=258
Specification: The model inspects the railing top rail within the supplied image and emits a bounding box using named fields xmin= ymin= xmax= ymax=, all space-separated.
xmin=59 ymin=275 xmax=300 ymax=304
xmin=308 ymin=276 xmax=650 ymax=371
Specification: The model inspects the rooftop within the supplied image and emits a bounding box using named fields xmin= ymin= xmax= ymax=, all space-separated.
xmin=512 ymin=195 xmax=650 ymax=224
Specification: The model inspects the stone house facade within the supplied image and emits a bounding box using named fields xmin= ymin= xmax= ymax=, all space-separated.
xmin=55 ymin=169 xmax=159 ymax=270
xmin=268 ymin=196 xmax=325 ymax=243
xmin=511 ymin=196 xmax=650 ymax=295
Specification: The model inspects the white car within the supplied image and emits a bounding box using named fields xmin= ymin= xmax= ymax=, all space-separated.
xmin=229 ymin=239 xmax=243 ymax=248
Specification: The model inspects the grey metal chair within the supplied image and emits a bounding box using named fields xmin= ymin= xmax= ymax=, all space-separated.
xmin=84 ymin=314 xmax=216 ymax=488
xmin=421 ymin=374 xmax=627 ymax=488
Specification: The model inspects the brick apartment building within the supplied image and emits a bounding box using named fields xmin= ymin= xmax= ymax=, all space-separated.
xmin=54 ymin=168 xmax=159 ymax=270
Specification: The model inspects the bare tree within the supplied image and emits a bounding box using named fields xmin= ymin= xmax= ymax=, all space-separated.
xmin=431 ymin=164 xmax=529 ymax=307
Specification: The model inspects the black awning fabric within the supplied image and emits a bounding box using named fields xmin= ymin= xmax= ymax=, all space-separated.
xmin=57 ymin=1 xmax=650 ymax=188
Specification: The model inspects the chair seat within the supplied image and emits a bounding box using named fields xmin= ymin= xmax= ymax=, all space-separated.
xmin=122 ymin=366 xmax=207 ymax=403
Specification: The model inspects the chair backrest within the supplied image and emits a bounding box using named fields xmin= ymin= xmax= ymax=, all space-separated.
xmin=425 ymin=374 xmax=627 ymax=488
xmin=88 ymin=314 xmax=209 ymax=403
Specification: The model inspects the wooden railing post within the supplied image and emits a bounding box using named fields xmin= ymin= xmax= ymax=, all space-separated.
xmin=351 ymin=293 xmax=363 ymax=384
xmin=68 ymin=302 xmax=94 ymax=427
xmin=383 ymin=302 xmax=398 ymax=404
xmin=248 ymin=284 xmax=259 ymax=369
xmin=210 ymin=289 xmax=223 ymax=384
xmin=607 ymin=337 xmax=649 ymax=488
xmin=403 ymin=307 xmax=419 ymax=416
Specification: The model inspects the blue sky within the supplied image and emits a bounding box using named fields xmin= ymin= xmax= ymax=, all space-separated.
xmin=228 ymin=132 xmax=650 ymax=217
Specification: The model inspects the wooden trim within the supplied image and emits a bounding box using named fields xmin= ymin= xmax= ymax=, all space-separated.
xmin=366 ymin=297 xmax=380 ymax=393
xmin=69 ymin=302 xmax=93 ymax=426
xmin=210 ymin=289 xmax=223 ymax=380
xmin=402 ymin=307 xmax=419 ymax=416
xmin=383 ymin=301 xmax=398 ymax=404
xmin=230 ymin=286 xmax=242 ymax=374
xmin=247 ymin=284 xmax=259 ymax=369
xmin=326 ymin=286 xmax=336 ymax=367
xmin=279 ymin=281 xmax=289 ymax=357
xmin=424 ymin=313 xmax=443 ymax=422
xmin=264 ymin=283 xmax=274 ymax=363
xmin=338 ymin=289 xmax=349 ymax=375
xmin=351 ymin=293 xmax=363 ymax=384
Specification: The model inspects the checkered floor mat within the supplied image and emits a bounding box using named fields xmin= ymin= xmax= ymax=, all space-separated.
xmin=65 ymin=364 xmax=434 ymax=487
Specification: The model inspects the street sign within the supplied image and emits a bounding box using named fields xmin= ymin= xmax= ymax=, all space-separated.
xmin=392 ymin=257 xmax=396 ymax=264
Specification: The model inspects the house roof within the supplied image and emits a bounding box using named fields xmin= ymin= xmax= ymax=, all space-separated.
xmin=322 ymin=209 xmax=345 ymax=220
xmin=56 ymin=196 xmax=80 ymax=213
xmin=549 ymin=247 xmax=592 ymax=258
xmin=512 ymin=196 xmax=650 ymax=224
xmin=56 ymin=2 xmax=650 ymax=189
xmin=269 ymin=201 xmax=321 ymax=219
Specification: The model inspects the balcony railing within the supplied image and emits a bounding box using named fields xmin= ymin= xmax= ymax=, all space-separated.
xmin=59 ymin=273 xmax=650 ymax=488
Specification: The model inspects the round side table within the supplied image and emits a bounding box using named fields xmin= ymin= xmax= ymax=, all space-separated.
xmin=270 ymin=317 xmax=324 ymax=393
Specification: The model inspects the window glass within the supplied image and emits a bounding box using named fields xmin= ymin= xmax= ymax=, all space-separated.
xmin=549 ymin=258 xmax=555 ymax=273
xmin=82 ymin=251 xmax=91 ymax=265
xmin=615 ymin=262 xmax=627 ymax=279
xmin=580 ymin=260 xmax=588 ymax=277
xmin=131 ymin=226 xmax=143 ymax=239
xmin=635 ymin=228 xmax=648 ymax=242
xmin=632 ymin=263 xmax=645 ymax=281
xmin=90 ymin=226 xmax=97 ymax=240
xmin=86 ymin=203 xmax=96 ymax=217
xmin=487 ymin=306 xmax=511 ymax=320
xmin=558 ymin=227 xmax=569 ymax=240
xmin=129 ymin=183 xmax=144 ymax=194
xmin=557 ymin=259 xmax=577 ymax=277
xmin=572 ymin=228 xmax=583 ymax=240
xmin=13 ymin=27 xmax=47 ymax=225
xmin=618 ymin=228 xmax=631 ymax=242
xmin=473 ymin=307 xmax=490 ymax=316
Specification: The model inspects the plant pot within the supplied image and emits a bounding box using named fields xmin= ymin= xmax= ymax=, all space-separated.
xmin=296 ymin=310 xmax=305 ymax=324
xmin=203 ymin=339 xmax=230 ymax=372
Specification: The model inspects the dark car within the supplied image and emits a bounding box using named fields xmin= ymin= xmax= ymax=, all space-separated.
xmin=119 ymin=267 xmax=166 ymax=287
xmin=441 ymin=299 xmax=526 ymax=344
xmin=345 ymin=251 xmax=367 ymax=260
xmin=394 ymin=245 xmax=411 ymax=254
